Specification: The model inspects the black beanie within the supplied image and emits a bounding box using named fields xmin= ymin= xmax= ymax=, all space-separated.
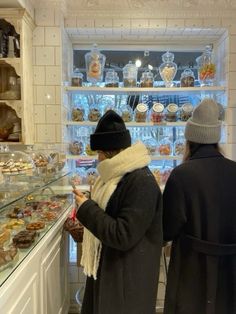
xmin=90 ymin=110 xmax=131 ymax=151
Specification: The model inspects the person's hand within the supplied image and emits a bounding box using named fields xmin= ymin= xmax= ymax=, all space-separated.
xmin=73 ymin=189 xmax=88 ymax=209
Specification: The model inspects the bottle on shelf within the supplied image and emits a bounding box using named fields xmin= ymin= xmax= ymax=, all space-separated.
xmin=159 ymin=51 xmax=177 ymax=88
xmin=123 ymin=61 xmax=138 ymax=87
xmin=85 ymin=44 xmax=106 ymax=85
xmin=196 ymin=45 xmax=216 ymax=87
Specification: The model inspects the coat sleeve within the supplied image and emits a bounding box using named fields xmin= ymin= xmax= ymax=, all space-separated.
xmin=163 ymin=172 xmax=187 ymax=242
xmin=76 ymin=172 xmax=162 ymax=251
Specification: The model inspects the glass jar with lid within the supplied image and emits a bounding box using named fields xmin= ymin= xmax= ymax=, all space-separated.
xmin=165 ymin=103 xmax=179 ymax=122
xmin=150 ymin=103 xmax=165 ymax=123
xmin=196 ymin=45 xmax=216 ymax=86
xmin=179 ymin=103 xmax=193 ymax=121
xmin=71 ymin=104 xmax=86 ymax=121
xmin=120 ymin=104 xmax=133 ymax=122
xmin=85 ymin=44 xmax=106 ymax=84
xmin=71 ymin=68 xmax=83 ymax=87
xmin=143 ymin=138 xmax=157 ymax=155
xmin=174 ymin=138 xmax=185 ymax=156
xmin=180 ymin=68 xmax=195 ymax=87
xmin=159 ymin=51 xmax=177 ymax=87
xmin=25 ymin=146 xmax=51 ymax=175
xmin=123 ymin=61 xmax=138 ymax=87
xmin=88 ymin=104 xmax=101 ymax=122
xmin=158 ymin=138 xmax=172 ymax=156
xmin=105 ymin=69 xmax=119 ymax=87
xmin=69 ymin=141 xmax=84 ymax=155
xmin=140 ymin=70 xmax=154 ymax=87
xmin=134 ymin=103 xmax=148 ymax=122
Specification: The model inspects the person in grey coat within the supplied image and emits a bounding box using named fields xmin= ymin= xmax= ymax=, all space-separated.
xmin=163 ymin=98 xmax=236 ymax=314
xmin=73 ymin=110 xmax=163 ymax=314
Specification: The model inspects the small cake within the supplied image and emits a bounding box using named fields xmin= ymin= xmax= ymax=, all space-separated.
xmin=13 ymin=230 xmax=37 ymax=248
xmin=0 ymin=246 xmax=18 ymax=268
xmin=26 ymin=221 xmax=45 ymax=231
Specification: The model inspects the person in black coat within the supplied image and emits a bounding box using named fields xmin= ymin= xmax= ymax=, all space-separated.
xmin=163 ymin=98 xmax=236 ymax=314
xmin=73 ymin=110 xmax=163 ymax=314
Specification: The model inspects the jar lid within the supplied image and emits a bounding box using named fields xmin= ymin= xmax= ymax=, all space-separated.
xmin=136 ymin=103 xmax=148 ymax=113
xmin=182 ymin=103 xmax=193 ymax=113
xmin=153 ymin=103 xmax=164 ymax=113
xmin=167 ymin=103 xmax=178 ymax=113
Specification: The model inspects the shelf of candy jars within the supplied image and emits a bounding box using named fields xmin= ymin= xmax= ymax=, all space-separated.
xmin=0 ymin=169 xmax=73 ymax=287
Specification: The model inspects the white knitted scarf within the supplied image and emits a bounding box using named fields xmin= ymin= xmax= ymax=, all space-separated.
xmin=80 ymin=141 xmax=151 ymax=279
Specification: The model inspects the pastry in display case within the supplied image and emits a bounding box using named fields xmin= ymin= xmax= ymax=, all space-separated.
xmin=0 ymin=172 xmax=73 ymax=285
xmin=0 ymin=150 xmax=34 ymax=174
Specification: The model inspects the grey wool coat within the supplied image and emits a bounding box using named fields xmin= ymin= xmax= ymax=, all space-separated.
xmin=77 ymin=167 xmax=163 ymax=314
xmin=163 ymin=145 xmax=236 ymax=314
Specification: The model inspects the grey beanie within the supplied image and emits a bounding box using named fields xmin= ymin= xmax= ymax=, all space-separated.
xmin=184 ymin=98 xmax=221 ymax=144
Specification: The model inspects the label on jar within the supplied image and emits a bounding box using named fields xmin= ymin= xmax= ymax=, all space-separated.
xmin=136 ymin=103 xmax=148 ymax=113
xmin=153 ymin=103 xmax=164 ymax=113
xmin=167 ymin=103 xmax=178 ymax=113
xmin=182 ymin=103 xmax=193 ymax=113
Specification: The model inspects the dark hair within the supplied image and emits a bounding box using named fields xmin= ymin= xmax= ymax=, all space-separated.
xmin=183 ymin=141 xmax=222 ymax=162
xmin=101 ymin=149 xmax=123 ymax=159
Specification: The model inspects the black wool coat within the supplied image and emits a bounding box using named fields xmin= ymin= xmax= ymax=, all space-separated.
xmin=163 ymin=145 xmax=236 ymax=314
xmin=77 ymin=166 xmax=163 ymax=314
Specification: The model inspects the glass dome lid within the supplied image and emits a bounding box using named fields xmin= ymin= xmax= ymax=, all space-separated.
xmin=0 ymin=150 xmax=35 ymax=174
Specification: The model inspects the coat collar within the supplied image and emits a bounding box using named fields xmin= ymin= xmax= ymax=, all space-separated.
xmin=190 ymin=145 xmax=224 ymax=160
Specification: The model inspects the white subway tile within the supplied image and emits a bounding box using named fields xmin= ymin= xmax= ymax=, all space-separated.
xmin=227 ymin=72 xmax=236 ymax=90
xmin=64 ymin=17 xmax=77 ymax=28
xmin=36 ymin=86 xmax=55 ymax=104
xmin=229 ymin=35 xmax=236 ymax=53
xmin=184 ymin=19 xmax=203 ymax=28
xmin=55 ymin=86 xmax=62 ymax=104
xmin=34 ymin=105 xmax=46 ymax=123
xmin=45 ymin=66 xmax=61 ymax=85
xmin=113 ymin=19 xmax=130 ymax=28
xmin=167 ymin=19 xmax=185 ymax=28
xmin=95 ymin=19 xmax=113 ymax=28
xmin=36 ymin=47 xmax=55 ymax=66
xmin=33 ymin=27 xmax=45 ymax=46
xmin=131 ymin=19 xmax=149 ymax=28
xmin=203 ymin=18 xmax=221 ymax=28
xmin=33 ymin=66 xmax=45 ymax=85
xmin=35 ymin=8 xmax=54 ymax=26
xmin=228 ymin=90 xmax=236 ymax=107
xmin=148 ymin=19 xmax=166 ymax=28
xmin=77 ymin=18 xmax=94 ymax=28
xmin=45 ymin=27 xmax=61 ymax=46
xmin=55 ymin=47 xmax=62 ymax=65
xmin=46 ymin=105 xmax=61 ymax=123
xmin=36 ymin=124 xmax=56 ymax=143
xmin=56 ymin=124 xmax=62 ymax=143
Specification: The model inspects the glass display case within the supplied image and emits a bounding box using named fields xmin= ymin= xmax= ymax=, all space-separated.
xmin=0 ymin=171 xmax=73 ymax=287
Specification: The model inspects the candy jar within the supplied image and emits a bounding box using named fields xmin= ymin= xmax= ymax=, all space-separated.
xmin=143 ymin=138 xmax=157 ymax=155
xmin=159 ymin=51 xmax=177 ymax=87
xmin=196 ymin=45 xmax=216 ymax=86
xmin=86 ymin=168 xmax=98 ymax=185
xmin=85 ymin=44 xmax=106 ymax=84
xmin=158 ymin=138 xmax=172 ymax=156
xmin=174 ymin=138 xmax=185 ymax=156
xmin=150 ymin=103 xmax=164 ymax=123
xmin=71 ymin=104 xmax=86 ymax=121
xmin=105 ymin=69 xmax=119 ymax=87
xmin=88 ymin=104 xmax=101 ymax=122
xmin=165 ymin=103 xmax=179 ymax=122
xmin=123 ymin=61 xmax=138 ymax=87
xmin=134 ymin=103 xmax=148 ymax=122
xmin=179 ymin=103 xmax=193 ymax=121
xmin=140 ymin=70 xmax=154 ymax=87
xmin=120 ymin=104 xmax=133 ymax=122
xmin=71 ymin=68 xmax=83 ymax=87
xmin=69 ymin=141 xmax=84 ymax=155
xmin=180 ymin=68 xmax=195 ymax=87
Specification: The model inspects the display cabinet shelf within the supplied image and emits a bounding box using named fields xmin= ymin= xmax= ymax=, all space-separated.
xmin=0 ymin=172 xmax=72 ymax=288
xmin=65 ymin=120 xmax=187 ymax=127
xmin=65 ymin=85 xmax=226 ymax=95
xmin=66 ymin=154 xmax=183 ymax=161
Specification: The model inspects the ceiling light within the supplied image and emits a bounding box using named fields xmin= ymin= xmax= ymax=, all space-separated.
xmin=135 ymin=59 xmax=142 ymax=67
xmin=148 ymin=64 xmax=153 ymax=70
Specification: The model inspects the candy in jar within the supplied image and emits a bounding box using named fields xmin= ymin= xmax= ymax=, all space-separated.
xmin=165 ymin=103 xmax=179 ymax=122
xmin=134 ymin=103 xmax=148 ymax=122
xmin=150 ymin=103 xmax=164 ymax=123
xmin=158 ymin=138 xmax=172 ymax=156
xmin=179 ymin=103 xmax=193 ymax=121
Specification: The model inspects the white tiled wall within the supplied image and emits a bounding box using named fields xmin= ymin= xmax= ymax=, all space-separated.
xmin=33 ymin=8 xmax=63 ymax=144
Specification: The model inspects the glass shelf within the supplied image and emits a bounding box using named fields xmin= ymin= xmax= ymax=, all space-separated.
xmin=0 ymin=172 xmax=73 ymax=288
